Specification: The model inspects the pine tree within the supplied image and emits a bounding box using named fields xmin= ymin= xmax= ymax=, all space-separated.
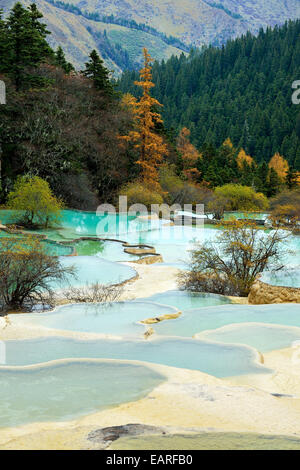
xmin=27 ymin=3 xmax=52 ymax=64
xmin=120 ymin=48 xmax=168 ymax=191
xmin=5 ymin=2 xmax=52 ymax=90
xmin=54 ymin=46 xmax=74 ymax=74
xmin=118 ymin=20 xmax=300 ymax=169
xmin=0 ymin=10 xmax=8 ymax=72
xmin=286 ymin=167 xmax=298 ymax=189
xmin=82 ymin=49 xmax=114 ymax=96
xmin=267 ymin=167 xmax=281 ymax=196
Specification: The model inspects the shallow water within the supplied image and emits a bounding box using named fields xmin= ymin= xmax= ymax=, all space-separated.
xmin=153 ymin=304 xmax=300 ymax=338
xmin=41 ymin=240 xmax=74 ymax=256
xmin=109 ymin=432 xmax=300 ymax=450
xmin=223 ymin=212 xmax=269 ymax=221
xmin=1 ymin=209 xmax=299 ymax=266
xmin=140 ymin=290 xmax=231 ymax=311
xmin=52 ymin=256 xmax=136 ymax=288
xmin=0 ymin=233 xmax=73 ymax=256
xmin=0 ymin=360 xmax=164 ymax=428
xmin=71 ymin=239 xmax=140 ymax=262
xmin=21 ymin=301 xmax=178 ymax=337
xmin=261 ymin=268 xmax=300 ymax=288
xmin=199 ymin=323 xmax=300 ymax=352
xmin=3 ymin=336 xmax=271 ymax=377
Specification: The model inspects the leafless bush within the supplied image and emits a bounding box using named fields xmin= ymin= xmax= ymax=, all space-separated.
xmin=178 ymin=220 xmax=291 ymax=297
xmin=0 ymin=237 xmax=76 ymax=312
xmin=62 ymin=282 xmax=124 ymax=304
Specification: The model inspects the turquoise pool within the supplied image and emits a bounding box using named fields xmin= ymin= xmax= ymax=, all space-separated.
xmin=69 ymin=239 xmax=140 ymax=261
xmin=52 ymin=256 xmax=137 ymax=288
xmin=0 ymin=209 xmax=149 ymax=240
xmin=0 ymin=233 xmax=74 ymax=256
xmin=3 ymin=336 xmax=271 ymax=378
xmin=1 ymin=207 xmax=300 ymax=432
xmin=140 ymin=290 xmax=232 ymax=311
xmin=152 ymin=304 xmax=300 ymax=337
xmin=20 ymin=301 xmax=179 ymax=337
xmin=198 ymin=323 xmax=300 ymax=352
xmin=223 ymin=212 xmax=270 ymax=221
xmin=1 ymin=209 xmax=299 ymax=267
xmin=41 ymin=240 xmax=74 ymax=256
xmin=260 ymin=269 xmax=300 ymax=288
xmin=0 ymin=360 xmax=164 ymax=428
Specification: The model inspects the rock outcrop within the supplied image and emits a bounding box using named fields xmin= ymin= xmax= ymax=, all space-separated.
xmin=132 ymin=254 xmax=163 ymax=265
xmin=87 ymin=424 xmax=166 ymax=449
xmin=248 ymin=280 xmax=300 ymax=304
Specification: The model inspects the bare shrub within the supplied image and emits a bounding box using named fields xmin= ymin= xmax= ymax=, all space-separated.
xmin=62 ymin=282 xmax=124 ymax=304
xmin=0 ymin=236 xmax=75 ymax=312
xmin=178 ymin=220 xmax=290 ymax=297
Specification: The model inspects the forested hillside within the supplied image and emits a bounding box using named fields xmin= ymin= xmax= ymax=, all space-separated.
xmin=0 ymin=3 xmax=140 ymax=209
xmin=118 ymin=21 xmax=300 ymax=169
xmin=0 ymin=3 xmax=299 ymax=214
xmin=1 ymin=0 xmax=184 ymax=72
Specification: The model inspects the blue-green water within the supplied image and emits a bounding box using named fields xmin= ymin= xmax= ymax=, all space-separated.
xmin=1 ymin=209 xmax=299 ymax=267
xmin=140 ymin=290 xmax=231 ymax=311
xmin=199 ymin=323 xmax=300 ymax=352
xmin=1 ymin=208 xmax=300 ymax=431
xmin=41 ymin=240 xmax=73 ymax=256
xmin=21 ymin=301 xmax=178 ymax=337
xmin=0 ymin=360 xmax=164 ymax=427
xmin=223 ymin=212 xmax=269 ymax=221
xmin=52 ymin=256 xmax=137 ymax=288
xmin=70 ymin=239 xmax=139 ymax=261
xmin=153 ymin=304 xmax=300 ymax=338
xmin=0 ymin=233 xmax=73 ymax=256
xmin=3 ymin=337 xmax=271 ymax=377
xmin=261 ymin=269 xmax=300 ymax=288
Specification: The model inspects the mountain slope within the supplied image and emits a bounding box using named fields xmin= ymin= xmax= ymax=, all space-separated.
xmin=2 ymin=0 xmax=300 ymax=69
xmin=1 ymin=0 xmax=184 ymax=71
xmin=118 ymin=20 xmax=300 ymax=168
xmin=64 ymin=0 xmax=300 ymax=46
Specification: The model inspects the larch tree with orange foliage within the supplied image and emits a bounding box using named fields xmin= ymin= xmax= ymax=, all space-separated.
xmin=120 ymin=48 xmax=168 ymax=192
xmin=268 ymin=152 xmax=289 ymax=181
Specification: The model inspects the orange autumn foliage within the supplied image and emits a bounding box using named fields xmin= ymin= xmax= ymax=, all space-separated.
xmin=237 ymin=149 xmax=254 ymax=170
xmin=268 ymin=152 xmax=289 ymax=180
xmin=222 ymin=138 xmax=234 ymax=148
xmin=177 ymin=127 xmax=200 ymax=169
xmin=119 ymin=48 xmax=168 ymax=192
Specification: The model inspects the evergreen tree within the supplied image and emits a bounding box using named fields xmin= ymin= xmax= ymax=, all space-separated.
xmin=4 ymin=3 xmax=52 ymax=90
xmin=54 ymin=46 xmax=74 ymax=74
xmin=286 ymin=167 xmax=298 ymax=189
xmin=118 ymin=20 xmax=300 ymax=168
xmin=0 ymin=10 xmax=7 ymax=70
xmin=267 ymin=167 xmax=281 ymax=197
xmin=82 ymin=49 xmax=114 ymax=96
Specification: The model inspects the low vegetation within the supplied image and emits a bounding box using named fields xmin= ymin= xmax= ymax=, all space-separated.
xmin=7 ymin=175 xmax=63 ymax=228
xmin=214 ymin=184 xmax=269 ymax=212
xmin=178 ymin=220 xmax=290 ymax=297
xmin=270 ymin=187 xmax=300 ymax=226
xmin=62 ymin=282 xmax=124 ymax=304
xmin=0 ymin=237 xmax=75 ymax=312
